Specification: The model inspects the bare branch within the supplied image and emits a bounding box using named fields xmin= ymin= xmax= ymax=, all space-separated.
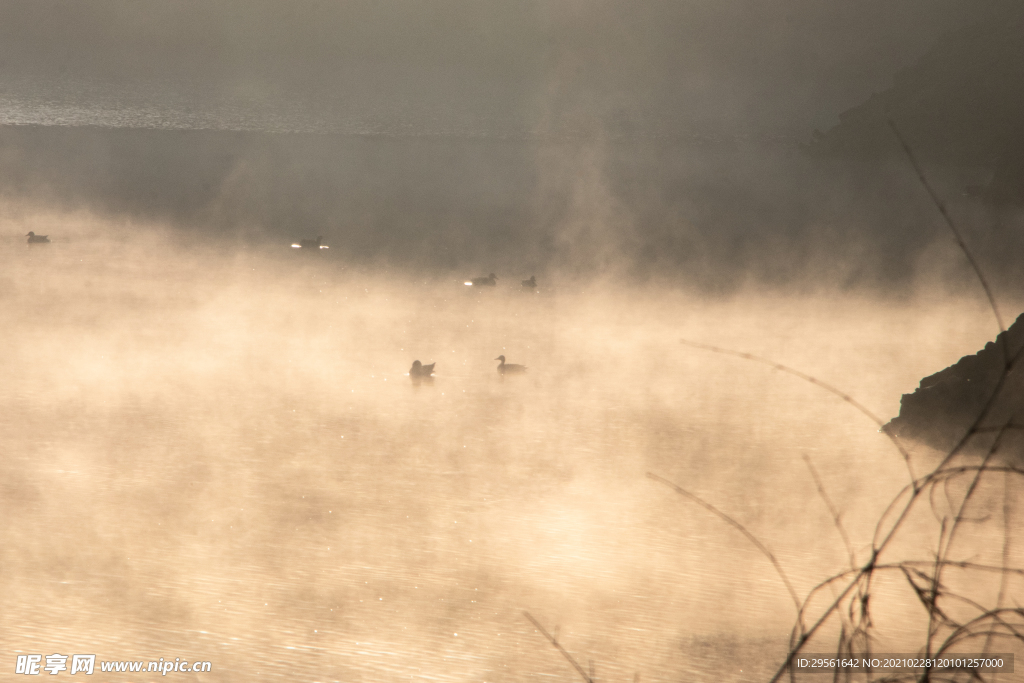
xmin=523 ymin=612 xmax=595 ymax=683
xmin=678 ymin=338 xmax=917 ymax=485
xmin=646 ymin=472 xmax=805 ymax=633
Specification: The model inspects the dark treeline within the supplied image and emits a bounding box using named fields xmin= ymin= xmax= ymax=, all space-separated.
xmin=812 ymin=5 xmax=1024 ymax=203
xmin=1 ymin=1 xmax=1022 ymax=292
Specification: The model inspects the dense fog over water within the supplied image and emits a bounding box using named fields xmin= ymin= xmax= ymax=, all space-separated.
xmin=3 ymin=2 xmax=1024 ymax=682
xmin=4 ymin=231 xmax=1021 ymax=682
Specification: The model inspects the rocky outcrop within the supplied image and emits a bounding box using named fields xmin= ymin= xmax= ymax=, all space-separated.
xmin=885 ymin=313 xmax=1024 ymax=453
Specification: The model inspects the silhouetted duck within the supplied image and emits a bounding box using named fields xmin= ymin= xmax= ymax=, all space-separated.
xmin=495 ymin=355 xmax=526 ymax=375
xmin=465 ymin=273 xmax=497 ymax=287
xmin=26 ymin=231 xmax=50 ymax=244
xmin=409 ymin=360 xmax=436 ymax=378
xmin=292 ymin=236 xmax=328 ymax=250
xmin=521 ymin=276 xmax=536 ymax=289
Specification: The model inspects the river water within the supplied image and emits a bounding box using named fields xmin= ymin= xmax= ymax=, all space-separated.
xmin=1 ymin=230 xmax=1018 ymax=682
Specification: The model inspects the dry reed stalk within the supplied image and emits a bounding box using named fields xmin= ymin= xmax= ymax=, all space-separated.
xmin=526 ymin=127 xmax=1024 ymax=683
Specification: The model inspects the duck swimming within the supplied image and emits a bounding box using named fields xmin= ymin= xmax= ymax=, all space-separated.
xmin=409 ymin=360 xmax=436 ymax=378
xmin=521 ymin=276 xmax=536 ymax=289
xmin=26 ymin=231 xmax=50 ymax=244
xmin=495 ymin=355 xmax=526 ymax=375
xmin=466 ymin=273 xmax=497 ymax=287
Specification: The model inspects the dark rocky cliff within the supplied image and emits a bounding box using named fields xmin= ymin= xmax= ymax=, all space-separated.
xmin=885 ymin=312 xmax=1024 ymax=453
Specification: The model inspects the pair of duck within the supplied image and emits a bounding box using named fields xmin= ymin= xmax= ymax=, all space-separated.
xmin=291 ymin=236 xmax=329 ymax=250
xmin=409 ymin=355 xmax=526 ymax=378
xmin=465 ymin=274 xmax=537 ymax=289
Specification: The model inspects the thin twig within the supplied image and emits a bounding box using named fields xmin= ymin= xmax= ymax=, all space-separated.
xmin=985 ymin=468 xmax=1015 ymax=673
xmin=523 ymin=612 xmax=595 ymax=683
xmin=646 ymin=472 xmax=805 ymax=633
xmin=931 ymin=425 xmax=1013 ymax=656
xmin=679 ymin=338 xmax=917 ymax=485
xmin=803 ymin=453 xmax=858 ymax=569
xmin=887 ymin=119 xmax=1006 ymax=351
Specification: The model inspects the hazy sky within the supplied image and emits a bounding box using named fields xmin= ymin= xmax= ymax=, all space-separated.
xmin=0 ymin=0 xmax=1016 ymax=135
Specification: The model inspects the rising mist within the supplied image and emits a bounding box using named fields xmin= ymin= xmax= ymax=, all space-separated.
xmin=2 ymin=2 xmax=1024 ymax=682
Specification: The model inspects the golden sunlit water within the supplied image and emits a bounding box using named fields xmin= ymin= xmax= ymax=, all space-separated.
xmin=2 ymin=222 xmax=1021 ymax=682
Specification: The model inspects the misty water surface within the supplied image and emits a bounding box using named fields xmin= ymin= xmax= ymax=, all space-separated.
xmin=1 ymin=2 xmax=1022 ymax=680
xmin=1 ymin=228 xmax=1018 ymax=682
